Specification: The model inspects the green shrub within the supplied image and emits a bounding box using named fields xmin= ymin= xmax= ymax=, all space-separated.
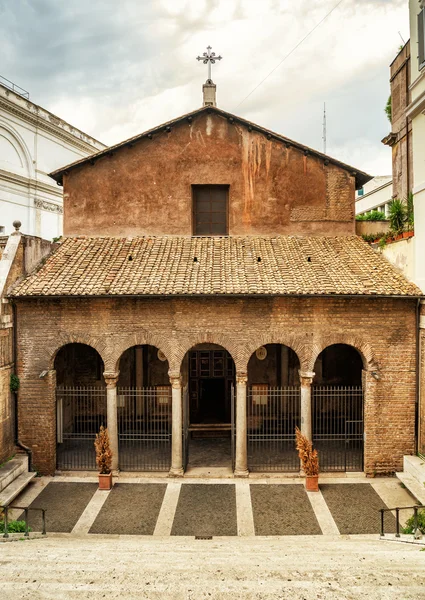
xmin=385 ymin=95 xmax=392 ymax=123
xmin=388 ymin=199 xmax=406 ymax=235
xmin=406 ymin=192 xmax=414 ymax=230
xmin=356 ymin=211 xmax=386 ymax=222
xmin=361 ymin=233 xmax=386 ymax=243
xmin=10 ymin=374 xmax=20 ymax=393
xmin=0 ymin=520 xmax=29 ymax=533
xmin=402 ymin=509 xmax=425 ymax=534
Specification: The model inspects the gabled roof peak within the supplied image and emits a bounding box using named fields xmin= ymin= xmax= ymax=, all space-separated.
xmin=49 ymin=105 xmax=371 ymax=189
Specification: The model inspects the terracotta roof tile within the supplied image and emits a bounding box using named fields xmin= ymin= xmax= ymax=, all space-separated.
xmin=9 ymin=235 xmax=422 ymax=298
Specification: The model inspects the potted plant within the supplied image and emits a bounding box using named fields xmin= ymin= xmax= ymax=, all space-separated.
xmin=295 ymin=426 xmax=319 ymax=492
xmin=94 ymin=426 xmax=113 ymax=490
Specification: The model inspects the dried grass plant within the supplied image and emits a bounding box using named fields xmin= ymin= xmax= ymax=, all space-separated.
xmin=295 ymin=426 xmax=319 ymax=476
xmin=94 ymin=426 xmax=113 ymax=474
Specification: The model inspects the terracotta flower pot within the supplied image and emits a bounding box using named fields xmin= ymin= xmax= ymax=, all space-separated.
xmin=305 ymin=475 xmax=319 ymax=492
xmin=98 ymin=472 xmax=113 ymax=490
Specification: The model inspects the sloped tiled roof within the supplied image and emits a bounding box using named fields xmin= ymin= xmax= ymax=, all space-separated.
xmin=9 ymin=236 xmax=421 ymax=298
xmin=49 ymin=106 xmax=371 ymax=190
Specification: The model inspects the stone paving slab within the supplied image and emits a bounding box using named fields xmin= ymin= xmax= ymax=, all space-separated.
xmin=17 ymin=482 xmax=97 ymax=533
xmin=89 ymin=483 xmax=167 ymax=535
xmin=320 ymin=483 xmax=396 ymax=535
xmin=250 ymin=484 xmax=322 ymax=536
xmin=171 ymin=483 xmax=237 ymax=536
xmin=1 ymin=536 xmax=424 ymax=599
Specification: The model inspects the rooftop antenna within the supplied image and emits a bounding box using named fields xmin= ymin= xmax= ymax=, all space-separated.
xmin=322 ymin=102 xmax=327 ymax=155
xmin=398 ymin=31 xmax=406 ymax=46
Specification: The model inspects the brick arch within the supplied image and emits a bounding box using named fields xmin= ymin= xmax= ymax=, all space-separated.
xmin=241 ymin=334 xmax=309 ymax=372
xmin=47 ymin=333 xmax=109 ymax=370
xmin=309 ymin=335 xmax=379 ymax=372
xmin=108 ymin=332 xmax=173 ymax=373
xmin=171 ymin=332 xmax=243 ymax=373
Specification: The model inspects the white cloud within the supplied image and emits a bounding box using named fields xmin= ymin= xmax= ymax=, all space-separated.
xmin=1 ymin=0 xmax=410 ymax=175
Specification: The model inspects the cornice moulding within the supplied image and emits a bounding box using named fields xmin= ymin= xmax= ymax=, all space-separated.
xmin=0 ymin=96 xmax=104 ymax=154
xmin=0 ymin=168 xmax=63 ymax=197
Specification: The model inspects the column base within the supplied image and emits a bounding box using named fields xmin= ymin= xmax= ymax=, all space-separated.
xmin=168 ymin=467 xmax=184 ymax=478
xmin=234 ymin=468 xmax=249 ymax=478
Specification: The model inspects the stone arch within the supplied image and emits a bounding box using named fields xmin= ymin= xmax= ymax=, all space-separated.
xmin=0 ymin=120 xmax=34 ymax=177
xmin=241 ymin=333 xmax=308 ymax=373
xmin=172 ymin=332 xmax=241 ymax=374
xmin=309 ymin=335 xmax=379 ymax=373
xmin=109 ymin=332 xmax=173 ymax=373
xmin=47 ymin=332 xmax=109 ymax=370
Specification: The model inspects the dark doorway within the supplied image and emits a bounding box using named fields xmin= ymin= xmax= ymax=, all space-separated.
xmin=198 ymin=378 xmax=226 ymax=423
xmin=183 ymin=347 xmax=235 ymax=469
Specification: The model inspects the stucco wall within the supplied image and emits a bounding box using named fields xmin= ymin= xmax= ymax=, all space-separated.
xmin=381 ymin=236 xmax=416 ymax=283
xmin=15 ymin=295 xmax=417 ymax=475
xmin=63 ymin=111 xmax=356 ymax=237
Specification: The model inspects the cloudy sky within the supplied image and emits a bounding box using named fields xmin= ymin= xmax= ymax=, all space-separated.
xmin=1 ymin=0 xmax=409 ymax=175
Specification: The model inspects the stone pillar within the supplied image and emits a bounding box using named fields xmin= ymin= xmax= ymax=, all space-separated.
xmin=169 ymin=374 xmax=184 ymax=477
xmin=103 ymin=372 xmax=119 ymax=471
xmin=234 ymin=373 xmax=249 ymax=477
xmin=419 ymin=307 xmax=425 ymax=456
xmin=299 ymin=371 xmax=315 ymax=441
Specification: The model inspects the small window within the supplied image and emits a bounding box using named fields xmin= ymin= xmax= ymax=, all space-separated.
xmin=357 ymin=188 xmax=364 ymax=196
xmin=419 ymin=8 xmax=425 ymax=70
xmin=192 ymin=185 xmax=228 ymax=235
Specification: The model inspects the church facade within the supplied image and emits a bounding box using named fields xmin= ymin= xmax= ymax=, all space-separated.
xmin=9 ymin=104 xmax=423 ymax=477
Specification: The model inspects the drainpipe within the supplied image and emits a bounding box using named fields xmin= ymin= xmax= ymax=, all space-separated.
xmin=12 ymin=301 xmax=32 ymax=471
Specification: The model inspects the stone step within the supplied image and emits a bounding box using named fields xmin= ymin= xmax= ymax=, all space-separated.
xmin=403 ymin=455 xmax=425 ymax=486
xmin=0 ymin=471 xmax=36 ymax=508
xmin=0 ymin=455 xmax=28 ymax=493
xmin=395 ymin=471 xmax=425 ymax=506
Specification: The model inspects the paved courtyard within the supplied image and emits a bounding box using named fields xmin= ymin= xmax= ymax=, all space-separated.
xmin=5 ymin=474 xmax=417 ymax=538
xmin=2 ymin=476 xmax=424 ymax=599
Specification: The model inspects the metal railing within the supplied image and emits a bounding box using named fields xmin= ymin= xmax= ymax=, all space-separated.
xmin=56 ymin=386 xmax=107 ymax=470
xmin=380 ymin=505 xmax=425 ymax=539
xmin=312 ymin=386 xmax=363 ymax=472
xmin=117 ymin=387 xmax=171 ymax=471
xmin=2 ymin=505 xmax=46 ymax=538
xmin=247 ymin=386 xmax=301 ymax=472
xmin=0 ymin=75 xmax=30 ymax=99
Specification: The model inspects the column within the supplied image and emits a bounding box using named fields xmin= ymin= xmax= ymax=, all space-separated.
xmin=299 ymin=370 xmax=315 ymax=441
xmin=103 ymin=372 xmax=119 ymax=471
xmin=169 ymin=374 xmax=184 ymax=477
xmin=234 ymin=373 xmax=249 ymax=477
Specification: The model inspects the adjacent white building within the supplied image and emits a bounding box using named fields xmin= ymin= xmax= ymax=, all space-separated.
xmin=355 ymin=176 xmax=392 ymax=217
xmin=407 ymin=0 xmax=425 ymax=291
xmin=0 ymin=77 xmax=105 ymax=240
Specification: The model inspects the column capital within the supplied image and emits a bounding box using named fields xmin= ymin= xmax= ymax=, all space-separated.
xmin=299 ymin=370 xmax=315 ymax=386
xmin=169 ymin=373 xmax=182 ymax=389
xmin=236 ymin=372 xmax=248 ymax=386
xmin=103 ymin=372 xmax=120 ymax=388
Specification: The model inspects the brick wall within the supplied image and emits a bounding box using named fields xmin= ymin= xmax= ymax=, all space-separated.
xmin=15 ymin=295 xmax=417 ymax=475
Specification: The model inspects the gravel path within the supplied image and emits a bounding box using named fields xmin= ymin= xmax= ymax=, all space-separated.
xmin=321 ymin=483 xmax=396 ymax=534
xmin=18 ymin=482 xmax=97 ymax=533
xmin=250 ymin=484 xmax=322 ymax=535
xmin=89 ymin=483 xmax=167 ymax=535
xmin=171 ymin=484 xmax=237 ymax=536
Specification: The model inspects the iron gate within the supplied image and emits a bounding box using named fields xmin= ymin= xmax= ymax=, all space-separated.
xmin=312 ymin=386 xmax=363 ymax=472
xmin=247 ymin=386 xmax=301 ymax=472
xmin=117 ymin=387 xmax=171 ymax=471
xmin=56 ymin=386 xmax=107 ymax=470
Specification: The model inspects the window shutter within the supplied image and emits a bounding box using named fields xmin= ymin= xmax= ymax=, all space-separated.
xmin=419 ymin=9 xmax=425 ymax=69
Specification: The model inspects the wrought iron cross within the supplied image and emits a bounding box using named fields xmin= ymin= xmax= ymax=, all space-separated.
xmin=196 ymin=45 xmax=222 ymax=81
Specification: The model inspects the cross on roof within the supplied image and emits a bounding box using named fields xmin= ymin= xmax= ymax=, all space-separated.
xmin=196 ymin=45 xmax=222 ymax=82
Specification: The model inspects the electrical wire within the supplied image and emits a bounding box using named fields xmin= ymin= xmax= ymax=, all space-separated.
xmin=234 ymin=0 xmax=345 ymax=110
